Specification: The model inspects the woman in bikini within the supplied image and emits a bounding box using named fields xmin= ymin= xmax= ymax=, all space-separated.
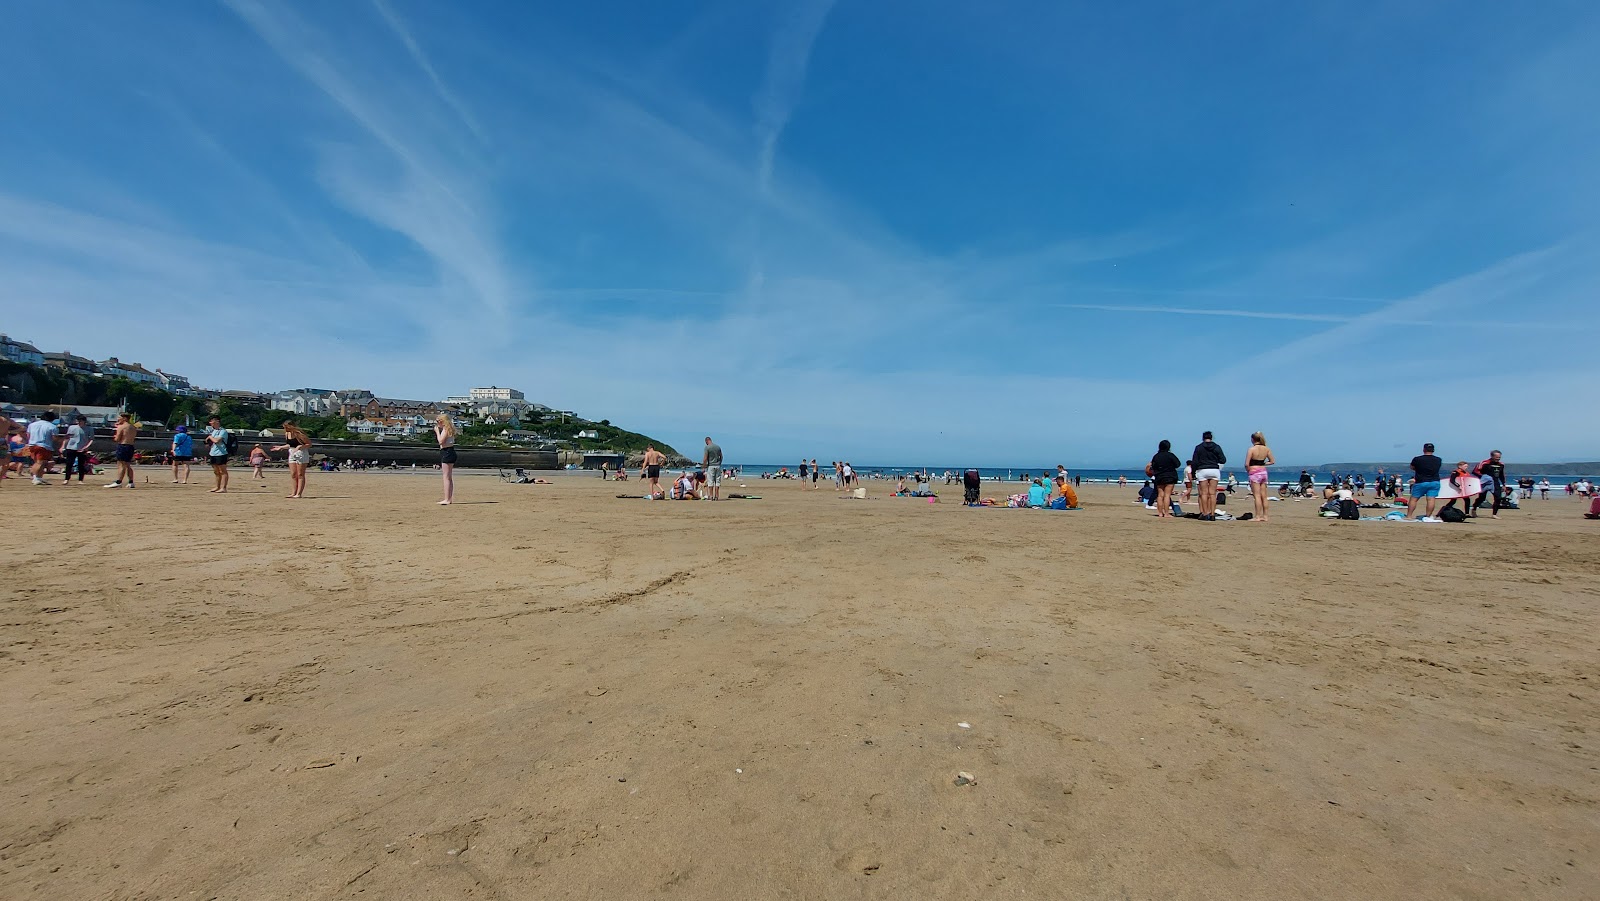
xmin=270 ymin=421 xmax=313 ymax=499
xmin=1246 ymin=431 xmax=1275 ymax=522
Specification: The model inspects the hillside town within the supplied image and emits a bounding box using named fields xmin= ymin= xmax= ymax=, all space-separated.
xmin=1 ymin=331 xmax=614 ymax=449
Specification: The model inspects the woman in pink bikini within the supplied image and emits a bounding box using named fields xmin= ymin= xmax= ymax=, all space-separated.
xmin=1246 ymin=431 xmax=1275 ymax=522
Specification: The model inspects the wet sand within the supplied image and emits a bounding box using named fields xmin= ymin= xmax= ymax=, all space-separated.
xmin=2 ymin=471 xmax=1595 ymax=899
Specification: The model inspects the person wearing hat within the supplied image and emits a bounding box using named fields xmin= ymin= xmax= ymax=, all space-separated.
xmin=170 ymin=425 xmax=194 ymax=484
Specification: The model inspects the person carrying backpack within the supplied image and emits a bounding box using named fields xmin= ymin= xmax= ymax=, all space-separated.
xmin=205 ymin=416 xmax=232 ymax=494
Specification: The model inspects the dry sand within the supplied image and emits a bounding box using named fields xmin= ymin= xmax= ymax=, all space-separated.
xmin=2 ymin=470 xmax=1596 ymax=899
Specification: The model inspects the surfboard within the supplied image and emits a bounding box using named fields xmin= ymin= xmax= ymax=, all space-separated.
xmin=1436 ymin=475 xmax=1481 ymax=500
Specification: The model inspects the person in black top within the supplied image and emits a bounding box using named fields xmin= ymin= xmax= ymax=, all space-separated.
xmin=1407 ymin=442 xmax=1444 ymax=520
xmin=1474 ymin=449 xmax=1508 ymax=518
xmin=1190 ymin=431 xmax=1227 ymax=521
xmin=1147 ymin=439 xmax=1182 ymax=519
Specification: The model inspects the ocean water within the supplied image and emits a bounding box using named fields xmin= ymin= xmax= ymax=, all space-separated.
xmin=730 ymin=465 xmax=1314 ymax=483
xmin=719 ymin=464 xmax=1589 ymax=484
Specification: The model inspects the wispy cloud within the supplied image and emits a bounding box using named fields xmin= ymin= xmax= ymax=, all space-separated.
xmin=370 ymin=0 xmax=488 ymax=145
xmin=224 ymin=0 xmax=514 ymax=321
xmin=754 ymin=0 xmax=836 ymax=195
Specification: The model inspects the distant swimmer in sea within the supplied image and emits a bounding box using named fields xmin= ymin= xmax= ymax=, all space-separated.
xmin=1147 ymin=439 xmax=1181 ymax=519
xmin=435 ymin=414 xmax=456 ymax=505
xmin=1245 ymin=431 xmax=1274 ymax=523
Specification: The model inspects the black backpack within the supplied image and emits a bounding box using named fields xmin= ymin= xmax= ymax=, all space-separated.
xmin=1338 ymin=499 xmax=1360 ymax=520
xmin=225 ymin=430 xmax=240 ymax=454
xmin=1439 ymin=505 xmax=1467 ymax=523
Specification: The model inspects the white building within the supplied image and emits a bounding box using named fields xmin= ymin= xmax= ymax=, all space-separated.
xmin=470 ymin=386 xmax=524 ymax=403
xmin=99 ymin=357 xmax=161 ymax=385
xmin=154 ymin=369 xmax=194 ymax=396
xmin=444 ymin=386 xmax=532 ymax=424
xmin=272 ymin=388 xmax=337 ymax=416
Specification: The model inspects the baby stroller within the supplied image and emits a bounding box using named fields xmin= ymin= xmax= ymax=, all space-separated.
xmin=962 ymin=469 xmax=981 ymax=505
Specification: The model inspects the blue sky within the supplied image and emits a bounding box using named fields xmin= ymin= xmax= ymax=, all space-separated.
xmin=2 ymin=1 xmax=1597 ymax=464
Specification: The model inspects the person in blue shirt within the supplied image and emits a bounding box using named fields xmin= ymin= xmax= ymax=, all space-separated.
xmin=1026 ymin=478 xmax=1048 ymax=508
xmin=170 ymin=425 xmax=194 ymax=485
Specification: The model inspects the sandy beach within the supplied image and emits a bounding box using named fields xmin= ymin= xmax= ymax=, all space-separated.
xmin=1 ymin=472 xmax=1595 ymax=899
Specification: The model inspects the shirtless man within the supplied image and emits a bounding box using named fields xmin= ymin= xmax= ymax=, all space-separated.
xmin=640 ymin=445 xmax=667 ymax=498
xmin=105 ymin=413 xmax=139 ymax=489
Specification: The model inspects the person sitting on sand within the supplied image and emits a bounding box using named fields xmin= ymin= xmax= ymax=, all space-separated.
xmin=1027 ymin=478 xmax=1048 ymax=508
xmin=1584 ymin=495 xmax=1600 ymax=519
xmin=671 ymin=472 xmax=700 ymax=500
xmin=1052 ymin=475 xmax=1080 ymax=509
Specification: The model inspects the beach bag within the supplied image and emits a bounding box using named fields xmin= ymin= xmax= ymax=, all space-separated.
xmin=1439 ymin=506 xmax=1467 ymax=523
xmin=852 ymin=486 xmax=867 ymax=499
xmin=1338 ymin=499 xmax=1359 ymax=520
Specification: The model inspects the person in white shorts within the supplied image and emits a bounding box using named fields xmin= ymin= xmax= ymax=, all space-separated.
xmin=1189 ymin=430 xmax=1227 ymax=521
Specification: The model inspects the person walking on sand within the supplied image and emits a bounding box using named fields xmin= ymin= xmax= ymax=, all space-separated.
xmin=1245 ymin=431 xmax=1275 ymax=522
xmin=170 ymin=425 xmax=194 ymax=484
xmin=640 ymin=444 xmax=667 ymax=498
xmin=702 ymin=437 xmax=724 ymax=500
xmin=204 ymin=416 xmax=231 ymax=493
xmin=1473 ymin=450 xmax=1507 ymax=518
xmin=271 ymin=421 xmax=313 ymax=499
xmin=105 ymin=413 xmax=139 ymax=489
xmin=24 ymin=411 xmax=60 ymax=486
xmin=59 ymin=414 xmax=94 ymax=485
xmin=1406 ymin=442 xmax=1443 ymax=521
xmin=435 ymin=414 xmax=457 ymax=505
xmin=1191 ymin=431 xmax=1227 ymax=521
xmin=1147 ymin=439 xmax=1182 ymax=519
xmin=249 ymin=444 xmax=267 ymax=479
xmin=811 ymin=459 xmax=820 ymax=490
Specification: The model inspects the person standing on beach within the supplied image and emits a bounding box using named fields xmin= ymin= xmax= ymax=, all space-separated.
xmin=1191 ymin=431 xmax=1226 ymax=521
xmin=1147 ymin=439 xmax=1181 ymax=519
xmin=435 ymin=414 xmax=457 ymax=505
xmin=204 ymin=416 xmax=231 ymax=493
xmin=798 ymin=459 xmax=808 ymax=487
xmin=1244 ymin=432 xmax=1274 ymax=523
xmin=638 ymin=445 xmax=667 ymax=498
xmin=169 ymin=425 xmax=194 ymax=484
xmin=810 ymin=459 xmax=820 ymax=490
xmin=702 ymin=437 xmax=723 ymax=500
xmin=1473 ymin=450 xmax=1507 ymax=518
xmin=272 ymin=421 xmax=313 ymax=499
xmin=1406 ymin=442 xmax=1443 ymax=521
xmin=105 ymin=413 xmax=139 ymax=489
xmin=59 ymin=414 xmax=93 ymax=484
xmin=24 ymin=411 xmax=60 ymax=486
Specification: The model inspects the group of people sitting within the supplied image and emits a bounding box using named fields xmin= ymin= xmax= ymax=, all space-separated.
xmin=892 ymin=473 xmax=937 ymax=497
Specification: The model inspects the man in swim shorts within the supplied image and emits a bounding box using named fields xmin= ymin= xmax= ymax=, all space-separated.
xmin=1407 ymin=442 xmax=1443 ymax=521
xmin=105 ymin=412 xmax=138 ymax=489
xmin=641 ymin=445 xmax=667 ymax=498
xmin=1190 ymin=431 xmax=1227 ymax=521
xmin=702 ymin=436 xmax=723 ymax=500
